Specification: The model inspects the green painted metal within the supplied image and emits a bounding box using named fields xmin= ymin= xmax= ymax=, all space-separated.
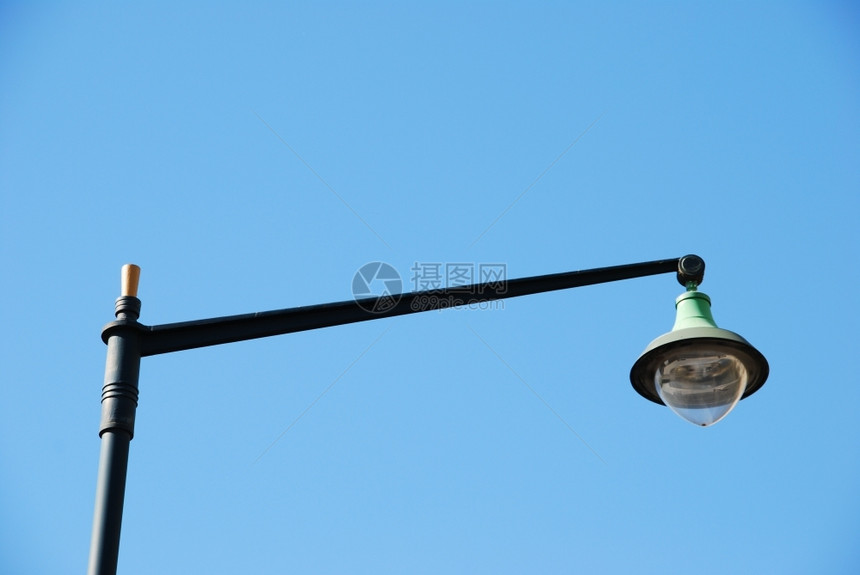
xmin=671 ymin=287 xmax=718 ymax=331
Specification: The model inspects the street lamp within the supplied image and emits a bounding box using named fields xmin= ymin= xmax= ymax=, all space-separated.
xmin=630 ymin=256 xmax=769 ymax=426
xmin=88 ymin=254 xmax=768 ymax=575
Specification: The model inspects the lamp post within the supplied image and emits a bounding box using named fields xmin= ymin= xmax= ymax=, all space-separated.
xmin=87 ymin=254 xmax=768 ymax=575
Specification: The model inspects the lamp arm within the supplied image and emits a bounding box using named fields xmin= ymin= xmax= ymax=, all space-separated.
xmin=105 ymin=256 xmax=703 ymax=358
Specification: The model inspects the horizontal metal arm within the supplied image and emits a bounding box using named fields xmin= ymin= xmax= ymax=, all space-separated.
xmin=104 ymin=256 xmax=695 ymax=357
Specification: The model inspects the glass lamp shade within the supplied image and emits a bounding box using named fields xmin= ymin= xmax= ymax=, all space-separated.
xmin=630 ymin=290 xmax=768 ymax=426
xmin=654 ymin=342 xmax=749 ymax=426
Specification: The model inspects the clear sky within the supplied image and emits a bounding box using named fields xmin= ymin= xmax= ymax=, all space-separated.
xmin=1 ymin=2 xmax=858 ymax=574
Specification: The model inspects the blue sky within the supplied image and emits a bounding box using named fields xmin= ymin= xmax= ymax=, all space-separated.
xmin=1 ymin=2 xmax=858 ymax=573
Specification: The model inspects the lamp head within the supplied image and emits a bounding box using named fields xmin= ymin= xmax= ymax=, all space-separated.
xmin=630 ymin=286 xmax=768 ymax=427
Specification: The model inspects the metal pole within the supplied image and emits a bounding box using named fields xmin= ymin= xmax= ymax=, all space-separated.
xmin=86 ymin=255 xmax=703 ymax=573
xmin=88 ymin=266 xmax=142 ymax=575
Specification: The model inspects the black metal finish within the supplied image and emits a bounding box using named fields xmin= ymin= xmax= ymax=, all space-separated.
xmin=630 ymin=332 xmax=769 ymax=405
xmin=114 ymin=257 xmax=685 ymax=357
xmin=88 ymin=432 xmax=131 ymax=575
xmin=89 ymin=296 xmax=142 ymax=575
xmin=677 ymin=254 xmax=705 ymax=287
